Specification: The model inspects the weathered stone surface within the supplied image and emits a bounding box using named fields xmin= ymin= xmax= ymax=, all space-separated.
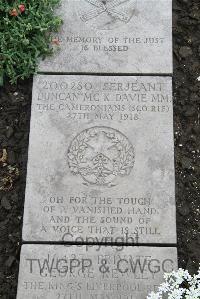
xmin=23 ymin=74 xmax=176 ymax=244
xmin=39 ymin=0 xmax=172 ymax=74
xmin=17 ymin=244 xmax=177 ymax=299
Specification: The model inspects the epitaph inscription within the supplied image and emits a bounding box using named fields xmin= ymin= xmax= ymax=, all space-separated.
xmin=39 ymin=0 xmax=172 ymax=73
xmin=23 ymin=75 xmax=176 ymax=243
xmin=17 ymin=245 xmax=178 ymax=299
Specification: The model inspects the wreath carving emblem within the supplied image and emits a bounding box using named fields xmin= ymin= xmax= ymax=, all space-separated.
xmin=81 ymin=0 xmax=132 ymax=23
xmin=78 ymin=0 xmax=136 ymax=30
xmin=68 ymin=126 xmax=135 ymax=186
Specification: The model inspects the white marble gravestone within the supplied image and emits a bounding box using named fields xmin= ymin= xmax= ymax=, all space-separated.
xmin=22 ymin=74 xmax=176 ymax=244
xmin=17 ymin=1 xmax=177 ymax=298
xmin=39 ymin=0 xmax=172 ymax=74
xmin=17 ymin=244 xmax=177 ymax=299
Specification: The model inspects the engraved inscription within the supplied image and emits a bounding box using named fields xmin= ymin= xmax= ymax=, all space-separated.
xmin=39 ymin=0 xmax=172 ymax=73
xmin=68 ymin=126 xmax=135 ymax=186
xmin=17 ymin=246 xmax=177 ymax=299
xmin=22 ymin=76 xmax=176 ymax=244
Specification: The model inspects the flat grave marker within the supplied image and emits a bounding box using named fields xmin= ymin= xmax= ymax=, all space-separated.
xmin=23 ymin=74 xmax=176 ymax=244
xmin=39 ymin=0 xmax=172 ymax=74
xmin=17 ymin=244 xmax=178 ymax=299
xmin=17 ymin=1 xmax=177 ymax=297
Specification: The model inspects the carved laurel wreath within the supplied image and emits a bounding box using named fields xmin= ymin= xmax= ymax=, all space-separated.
xmin=68 ymin=126 xmax=135 ymax=183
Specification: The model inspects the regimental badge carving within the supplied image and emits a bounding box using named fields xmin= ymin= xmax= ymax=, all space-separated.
xmin=79 ymin=0 xmax=136 ymax=30
xmin=68 ymin=126 xmax=135 ymax=186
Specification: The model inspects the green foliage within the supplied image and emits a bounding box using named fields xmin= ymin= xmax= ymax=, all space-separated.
xmin=0 ymin=0 xmax=62 ymax=84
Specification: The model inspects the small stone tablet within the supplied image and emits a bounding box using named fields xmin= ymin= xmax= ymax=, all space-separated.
xmin=39 ymin=0 xmax=172 ymax=74
xmin=17 ymin=244 xmax=177 ymax=299
xmin=23 ymin=75 xmax=176 ymax=244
